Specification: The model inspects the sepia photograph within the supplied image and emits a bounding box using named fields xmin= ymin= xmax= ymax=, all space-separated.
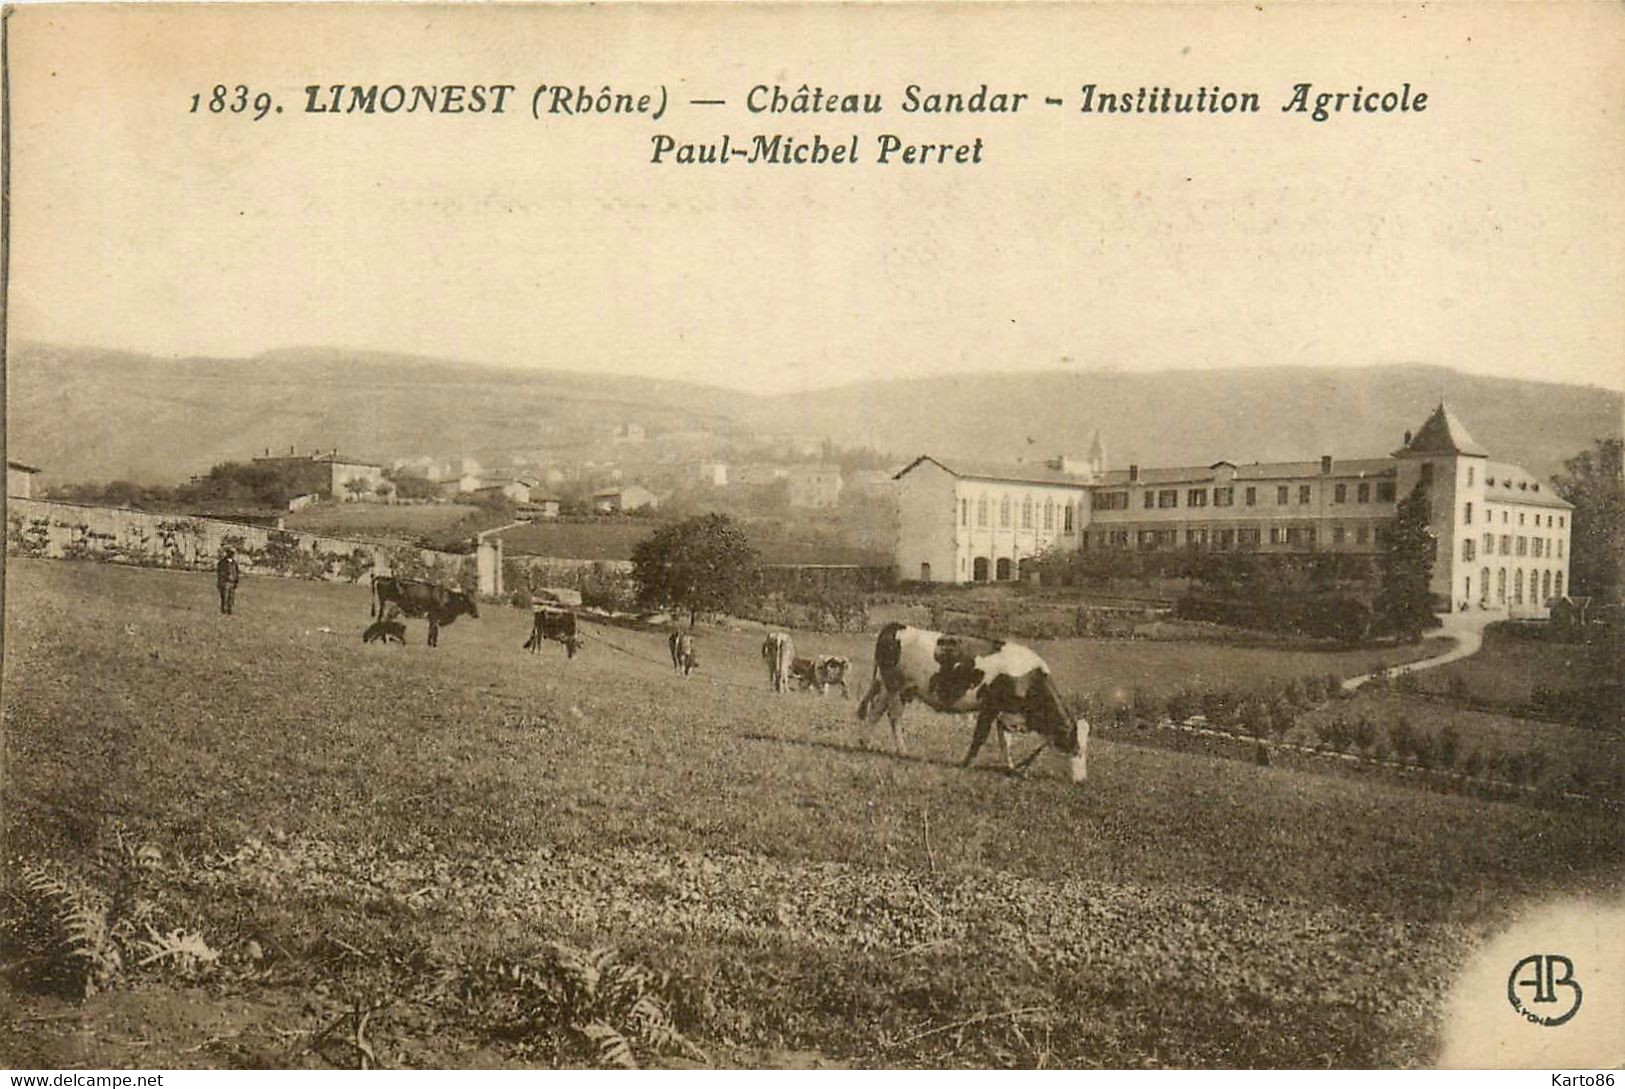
xmin=2 ymin=1 xmax=1622 ymax=1074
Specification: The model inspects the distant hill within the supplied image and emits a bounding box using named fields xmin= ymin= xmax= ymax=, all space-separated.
xmin=4 ymin=343 xmax=753 ymax=486
xmin=5 ymin=342 xmax=1617 ymax=487
xmin=745 ymin=365 xmax=1621 ymax=482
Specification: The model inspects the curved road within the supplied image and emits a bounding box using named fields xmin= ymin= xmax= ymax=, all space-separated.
xmin=1340 ymin=610 xmax=1493 ymax=693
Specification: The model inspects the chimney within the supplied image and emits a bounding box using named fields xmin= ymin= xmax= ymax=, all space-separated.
xmin=1403 ymin=429 xmax=1413 ymax=447
xmin=1320 ymin=455 xmax=1332 ymax=475
xmin=1129 ymin=464 xmax=1140 ymax=483
xmin=289 ymin=445 xmax=295 ymax=455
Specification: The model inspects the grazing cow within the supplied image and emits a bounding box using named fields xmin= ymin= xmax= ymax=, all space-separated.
xmin=762 ymin=632 xmax=795 ymax=692
xmin=524 ymin=607 xmax=582 ymax=658
xmin=789 ymin=654 xmax=852 ymax=697
xmin=855 ymin=623 xmax=1089 ymax=784
xmin=361 ymin=619 xmax=407 ymax=645
xmin=370 ymin=575 xmax=479 ymax=647
xmin=668 ymin=630 xmax=699 ymax=676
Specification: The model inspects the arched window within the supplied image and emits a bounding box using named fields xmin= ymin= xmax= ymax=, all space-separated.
xmin=959 ymin=499 xmax=968 ymax=527
xmin=976 ymin=495 xmax=988 ymax=527
xmin=1021 ymin=496 xmax=1033 ymax=529
xmin=1479 ymin=567 xmax=1489 ymax=604
xmin=1555 ymin=571 xmax=1564 ymax=597
xmin=1064 ymin=505 xmax=1075 ymax=533
xmin=999 ymin=495 xmax=1011 ymax=528
xmin=995 ymin=557 xmax=1013 ymax=580
xmin=1043 ymin=498 xmax=1054 ymax=530
xmin=1514 ymin=568 xmax=1524 ymax=604
xmin=1497 ymin=567 xmax=1506 ymax=602
xmin=973 ymin=556 xmax=990 ymax=582
xmin=1542 ymin=570 xmax=1551 ymax=601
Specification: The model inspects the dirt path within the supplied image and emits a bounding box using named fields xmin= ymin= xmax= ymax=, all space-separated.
xmin=1341 ymin=610 xmax=1493 ymax=692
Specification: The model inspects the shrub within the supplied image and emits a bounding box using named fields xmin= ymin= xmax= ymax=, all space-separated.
xmin=1268 ymin=699 xmax=1296 ymax=739
xmin=1164 ymin=689 xmax=1195 ymax=726
xmin=1282 ymin=679 xmax=1307 ymax=710
xmin=1462 ymin=749 xmax=1484 ymax=779
xmin=1437 ymin=725 xmax=1461 ymax=769
xmin=1445 ymin=674 xmax=1471 ymax=704
xmin=1323 ymin=672 xmax=1344 ymax=698
xmin=1351 ymin=714 xmax=1376 ymax=754
xmin=1388 ymin=716 xmax=1415 ymax=762
xmin=1394 ymin=670 xmax=1420 ymax=695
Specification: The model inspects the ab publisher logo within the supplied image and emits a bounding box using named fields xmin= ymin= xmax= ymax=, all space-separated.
xmin=1507 ymin=954 xmax=1583 ymax=1026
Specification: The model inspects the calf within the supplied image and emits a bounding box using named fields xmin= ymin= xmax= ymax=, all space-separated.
xmin=361 ymin=619 xmax=407 ymax=645
xmin=668 ymin=630 xmax=699 ymax=676
xmin=789 ymin=654 xmax=852 ymax=697
xmin=855 ymin=622 xmax=1089 ymax=784
xmin=524 ymin=607 xmax=581 ymax=658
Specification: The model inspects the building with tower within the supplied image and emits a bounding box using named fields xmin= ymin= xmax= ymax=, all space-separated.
xmin=890 ymin=405 xmax=1570 ymax=615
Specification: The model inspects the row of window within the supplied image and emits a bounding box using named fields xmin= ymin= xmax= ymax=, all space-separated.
xmin=1476 ymin=566 xmax=1564 ymax=606
xmin=1094 ymin=480 xmax=1396 ymax=513
xmin=1082 ymin=523 xmax=1388 ymax=552
xmin=1470 ymin=505 xmax=1564 ymax=529
xmin=1462 ymin=534 xmax=1566 ymax=561
xmin=961 ymin=494 xmax=1079 ymax=533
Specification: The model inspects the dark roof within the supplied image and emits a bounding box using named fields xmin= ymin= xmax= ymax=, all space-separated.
xmin=1484 ymin=461 xmax=1572 ymax=509
xmin=1095 ymin=458 xmax=1395 ymax=487
xmin=1394 ymin=403 xmax=1490 ymax=458
xmin=253 ymin=452 xmax=384 ymax=469
xmin=894 ymin=455 xmax=1093 ymax=487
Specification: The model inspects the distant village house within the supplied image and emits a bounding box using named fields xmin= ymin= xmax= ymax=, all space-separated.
xmin=592 ymin=485 xmax=658 ymax=514
xmin=252 ymin=447 xmax=385 ymax=502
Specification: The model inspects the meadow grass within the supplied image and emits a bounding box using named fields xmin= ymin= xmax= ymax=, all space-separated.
xmin=4 ymin=558 xmax=1621 ymax=1068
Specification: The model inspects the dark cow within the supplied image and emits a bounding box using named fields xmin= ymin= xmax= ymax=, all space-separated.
xmin=789 ymin=654 xmax=852 ymax=697
xmin=524 ymin=607 xmax=581 ymax=658
xmin=668 ymin=630 xmax=699 ymax=676
xmin=370 ymin=575 xmax=479 ymax=647
xmin=523 ymin=611 xmax=581 ymax=659
xmin=361 ymin=619 xmax=407 ymax=645
xmin=762 ymin=632 xmax=795 ymax=692
xmin=855 ymin=622 xmax=1088 ymax=783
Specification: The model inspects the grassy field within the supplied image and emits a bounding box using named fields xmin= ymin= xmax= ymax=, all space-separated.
xmin=3 ymin=558 xmax=1622 ymax=1069
xmin=1412 ymin=625 xmax=1621 ymax=712
xmin=283 ymin=503 xmax=482 ymax=541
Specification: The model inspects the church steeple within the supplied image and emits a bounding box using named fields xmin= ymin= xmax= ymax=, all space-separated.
xmin=1087 ymin=429 xmax=1106 ymax=477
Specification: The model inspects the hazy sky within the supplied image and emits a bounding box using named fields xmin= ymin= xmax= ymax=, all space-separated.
xmin=7 ymin=3 xmax=1624 ymax=394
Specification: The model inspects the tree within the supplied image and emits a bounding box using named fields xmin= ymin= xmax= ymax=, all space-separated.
xmin=1551 ymin=438 xmax=1624 ymax=601
xmin=1378 ymin=482 xmax=1436 ymax=639
xmin=630 ymin=513 xmax=760 ymax=626
xmin=344 ymin=477 xmax=373 ymax=501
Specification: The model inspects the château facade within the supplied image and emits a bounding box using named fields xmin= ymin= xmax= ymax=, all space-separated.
xmin=891 ymin=405 xmax=1571 ymax=616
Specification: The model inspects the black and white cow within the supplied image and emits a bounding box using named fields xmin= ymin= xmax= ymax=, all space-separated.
xmin=855 ymin=622 xmax=1089 ymax=783
xmin=524 ymin=607 xmax=581 ymax=658
xmin=370 ymin=576 xmax=479 ymax=647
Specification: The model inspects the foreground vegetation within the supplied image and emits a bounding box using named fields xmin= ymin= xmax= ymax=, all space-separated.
xmin=4 ymin=559 xmax=1621 ymax=1068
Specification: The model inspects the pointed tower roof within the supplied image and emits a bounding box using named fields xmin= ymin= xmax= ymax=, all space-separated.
xmin=1087 ymin=429 xmax=1105 ymax=458
xmin=1393 ymin=403 xmax=1490 ymax=458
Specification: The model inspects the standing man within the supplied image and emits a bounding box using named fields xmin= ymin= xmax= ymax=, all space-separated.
xmin=216 ymin=545 xmax=241 ymax=615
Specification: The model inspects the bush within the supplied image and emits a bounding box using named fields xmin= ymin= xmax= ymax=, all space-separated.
xmin=1461 ymin=749 xmax=1484 ymax=779
xmin=1268 ymin=699 xmax=1296 ymax=739
xmin=1351 ymin=715 xmax=1376 ymax=754
xmin=1388 ymin=716 xmax=1415 ymax=762
xmin=1164 ymin=689 xmax=1195 ymax=726
xmin=1438 ymin=725 xmax=1461 ymax=769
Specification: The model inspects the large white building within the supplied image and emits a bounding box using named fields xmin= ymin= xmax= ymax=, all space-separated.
xmin=892 ymin=405 xmax=1571 ymax=616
